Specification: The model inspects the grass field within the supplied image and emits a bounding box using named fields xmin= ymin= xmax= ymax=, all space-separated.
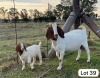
xmin=0 ymin=21 xmax=100 ymax=78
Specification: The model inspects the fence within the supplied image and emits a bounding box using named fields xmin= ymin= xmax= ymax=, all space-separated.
xmin=0 ymin=22 xmax=51 ymax=77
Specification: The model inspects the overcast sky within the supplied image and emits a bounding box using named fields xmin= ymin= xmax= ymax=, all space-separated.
xmin=0 ymin=0 xmax=60 ymax=4
xmin=0 ymin=0 xmax=100 ymax=15
xmin=0 ymin=0 xmax=60 ymax=13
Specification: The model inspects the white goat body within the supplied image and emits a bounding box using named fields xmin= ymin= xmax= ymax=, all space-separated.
xmin=21 ymin=43 xmax=42 ymax=62
xmin=52 ymin=29 xmax=87 ymax=52
xmin=51 ymin=23 xmax=90 ymax=70
xmin=16 ymin=42 xmax=42 ymax=70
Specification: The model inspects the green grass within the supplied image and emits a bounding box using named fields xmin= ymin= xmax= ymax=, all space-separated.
xmin=0 ymin=21 xmax=100 ymax=78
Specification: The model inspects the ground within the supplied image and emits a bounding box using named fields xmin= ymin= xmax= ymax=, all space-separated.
xmin=0 ymin=21 xmax=100 ymax=78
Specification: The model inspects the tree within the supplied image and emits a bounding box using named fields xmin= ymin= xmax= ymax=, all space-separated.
xmin=20 ymin=9 xmax=29 ymax=22
xmin=8 ymin=8 xmax=19 ymax=22
xmin=28 ymin=9 xmax=34 ymax=20
xmin=56 ymin=0 xmax=97 ymax=20
xmin=63 ymin=6 xmax=72 ymax=21
xmin=55 ymin=4 xmax=71 ymax=20
xmin=33 ymin=9 xmax=40 ymax=18
xmin=0 ymin=7 xmax=8 ymax=19
xmin=33 ymin=9 xmax=46 ymax=22
xmin=44 ymin=10 xmax=56 ymax=22
xmin=80 ymin=0 xmax=97 ymax=15
xmin=53 ymin=9 xmax=59 ymax=18
xmin=45 ymin=11 xmax=54 ymax=17
xmin=56 ymin=4 xmax=64 ymax=18
xmin=61 ymin=0 xmax=72 ymax=6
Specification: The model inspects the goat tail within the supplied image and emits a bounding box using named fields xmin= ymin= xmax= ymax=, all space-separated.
xmin=78 ymin=26 xmax=86 ymax=33
xmin=39 ymin=41 xmax=42 ymax=46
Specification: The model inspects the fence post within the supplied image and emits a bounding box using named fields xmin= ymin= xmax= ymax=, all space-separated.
xmin=13 ymin=0 xmax=18 ymax=64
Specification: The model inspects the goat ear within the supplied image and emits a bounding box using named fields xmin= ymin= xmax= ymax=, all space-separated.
xmin=24 ymin=45 xmax=27 ymax=51
xmin=16 ymin=43 xmax=21 ymax=52
xmin=46 ymin=27 xmax=51 ymax=40
xmin=57 ymin=26 xmax=64 ymax=38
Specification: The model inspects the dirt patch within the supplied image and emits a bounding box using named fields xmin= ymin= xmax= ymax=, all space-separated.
xmin=0 ymin=60 xmax=18 ymax=72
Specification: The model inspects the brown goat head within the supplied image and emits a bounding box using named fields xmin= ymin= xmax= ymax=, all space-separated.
xmin=46 ymin=26 xmax=58 ymax=41
xmin=16 ymin=43 xmax=26 ymax=56
xmin=46 ymin=25 xmax=64 ymax=41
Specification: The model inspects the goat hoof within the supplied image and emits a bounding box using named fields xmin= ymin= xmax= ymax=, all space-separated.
xmin=39 ymin=62 xmax=43 ymax=65
xmin=31 ymin=68 xmax=34 ymax=70
xmin=31 ymin=66 xmax=34 ymax=70
xmin=57 ymin=66 xmax=62 ymax=70
xmin=87 ymin=60 xmax=90 ymax=63
xmin=31 ymin=68 xmax=35 ymax=70
xmin=22 ymin=68 xmax=24 ymax=71
xmin=22 ymin=67 xmax=25 ymax=70
xmin=76 ymin=58 xmax=79 ymax=61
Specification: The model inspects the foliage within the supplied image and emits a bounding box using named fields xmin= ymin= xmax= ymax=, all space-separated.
xmin=0 ymin=0 xmax=98 ymax=22
xmin=53 ymin=4 xmax=72 ymax=21
xmin=20 ymin=9 xmax=29 ymax=22
xmin=80 ymin=0 xmax=97 ymax=14
xmin=0 ymin=7 xmax=8 ymax=19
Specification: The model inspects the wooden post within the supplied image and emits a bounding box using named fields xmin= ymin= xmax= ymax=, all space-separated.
xmin=63 ymin=12 xmax=76 ymax=32
xmin=73 ymin=0 xmax=80 ymax=29
xmin=13 ymin=0 xmax=18 ymax=64
xmin=82 ymin=13 xmax=100 ymax=38
xmin=47 ymin=39 xmax=48 ymax=54
xmin=88 ymin=31 xmax=91 ymax=39
xmin=73 ymin=0 xmax=80 ymax=15
xmin=63 ymin=0 xmax=81 ymax=31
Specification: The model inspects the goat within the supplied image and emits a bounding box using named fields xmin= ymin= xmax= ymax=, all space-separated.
xmin=46 ymin=23 xmax=90 ymax=70
xmin=16 ymin=42 xmax=43 ymax=70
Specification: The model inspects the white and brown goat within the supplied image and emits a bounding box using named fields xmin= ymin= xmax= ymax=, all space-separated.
xmin=16 ymin=42 xmax=43 ymax=70
xmin=46 ymin=23 xmax=90 ymax=70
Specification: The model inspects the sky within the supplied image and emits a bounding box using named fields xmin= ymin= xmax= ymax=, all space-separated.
xmin=0 ymin=0 xmax=60 ymax=13
xmin=0 ymin=0 xmax=100 ymax=15
xmin=94 ymin=0 xmax=100 ymax=16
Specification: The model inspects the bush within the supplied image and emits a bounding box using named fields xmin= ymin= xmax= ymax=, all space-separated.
xmin=33 ymin=16 xmax=56 ymax=22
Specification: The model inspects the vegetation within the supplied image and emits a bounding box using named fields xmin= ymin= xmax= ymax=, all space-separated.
xmin=0 ymin=21 xmax=100 ymax=78
xmin=0 ymin=0 xmax=99 ymax=77
xmin=80 ymin=0 xmax=97 ymax=14
xmin=0 ymin=0 xmax=98 ymax=22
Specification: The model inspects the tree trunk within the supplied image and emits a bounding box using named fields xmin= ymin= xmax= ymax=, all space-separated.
xmin=63 ymin=12 xmax=76 ymax=32
xmin=73 ymin=0 xmax=80 ymax=29
xmin=82 ymin=13 xmax=100 ymax=38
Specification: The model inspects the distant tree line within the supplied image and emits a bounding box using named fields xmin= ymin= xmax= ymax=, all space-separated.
xmin=0 ymin=0 xmax=98 ymax=23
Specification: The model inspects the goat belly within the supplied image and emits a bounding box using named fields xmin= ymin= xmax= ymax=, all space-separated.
xmin=65 ymin=41 xmax=82 ymax=51
xmin=64 ymin=30 xmax=86 ymax=52
xmin=65 ymin=46 xmax=80 ymax=52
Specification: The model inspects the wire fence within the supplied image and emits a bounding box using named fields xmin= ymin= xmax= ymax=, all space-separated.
xmin=0 ymin=22 xmax=52 ymax=77
xmin=0 ymin=21 xmax=100 ymax=78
